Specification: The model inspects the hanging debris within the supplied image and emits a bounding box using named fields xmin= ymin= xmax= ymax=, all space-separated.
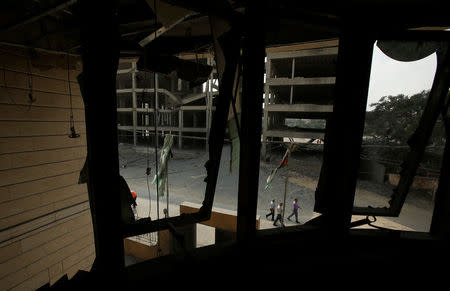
xmin=265 ymin=141 xmax=296 ymax=190
xmin=152 ymin=134 xmax=174 ymax=196
xmin=228 ymin=113 xmax=240 ymax=173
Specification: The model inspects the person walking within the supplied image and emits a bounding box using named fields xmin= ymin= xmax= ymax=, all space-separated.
xmin=130 ymin=190 xmax=138 ymax=219
xmin=273 ymin=202 xmax=284 ymax=227
xmin=287 ymin=198 xmax=300 ymax=223
xmin=265 ymin=199 xmax=276 ymax=221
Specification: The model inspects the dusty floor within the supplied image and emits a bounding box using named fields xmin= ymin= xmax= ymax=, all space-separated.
xmin=119 ymin=142 xmax=436 ymax=249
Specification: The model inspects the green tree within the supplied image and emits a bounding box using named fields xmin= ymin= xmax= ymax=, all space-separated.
xmin=364 ymin=90 xmax=446 ymax=145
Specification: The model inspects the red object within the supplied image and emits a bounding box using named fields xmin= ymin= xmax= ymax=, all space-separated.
xmin=278 ymin=155 xmax=289 ymax=168
xmin=131 ymin=191 xmax=137 ymax=199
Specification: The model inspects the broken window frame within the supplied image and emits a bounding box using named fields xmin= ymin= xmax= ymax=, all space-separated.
xmin=121 ymin=13 xmax=242 ymax=239
xmin=350 ymin=31 xmax=450 ymax=218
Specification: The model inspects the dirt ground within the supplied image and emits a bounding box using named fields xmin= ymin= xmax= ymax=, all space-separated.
xmin=119 ymin=142 xmax=436 ymax=234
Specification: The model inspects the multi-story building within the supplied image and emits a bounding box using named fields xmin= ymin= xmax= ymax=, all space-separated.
xmin=115 ymin=40 xmax=338 ymax=161
xmin=262 ymin=40 xmax=338 ymax=160
xmin=116 ymin=57 xmax=217 ymax=149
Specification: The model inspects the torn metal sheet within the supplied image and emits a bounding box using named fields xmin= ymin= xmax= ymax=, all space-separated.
xmin=377 ymin=40 xmax=441 ymax=62
xmin=141 ymin=0 xmax=195 ymax=47
xmin=145 ymin=0 xmax=192 ymax=28
xmin=228 ymin=113 xmax=240 ymax=173
xmin=137 ymin=54 xmax=212 ymax=87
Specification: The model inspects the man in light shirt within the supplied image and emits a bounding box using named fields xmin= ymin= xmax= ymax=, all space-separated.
xmin=273 ymin=202 xmax=285 ymax=227
xmin=265 ymin=199 xmax=276 ymax=221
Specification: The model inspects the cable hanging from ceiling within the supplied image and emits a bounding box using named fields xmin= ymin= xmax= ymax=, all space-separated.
xmin=67 ymin=53 xmax=79 ymax=138
xmin=141 ymin=69 xmax=152 ymax=218
xmin=152 ymin=0 xmax=162 ymax=256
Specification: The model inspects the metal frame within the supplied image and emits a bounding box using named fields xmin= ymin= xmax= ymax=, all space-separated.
xmin=312 ymin=25 xmax=375 ymax=230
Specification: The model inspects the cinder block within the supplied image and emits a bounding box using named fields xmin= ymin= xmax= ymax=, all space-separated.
xmin=0 ymin=203 xmax=54 ymax=230
xmin=65 ymin=253 xmax=95 ymax=280
xmin=9 ymin=269 xmax=49 ymax=291
xmin=0 ymin=241 xmax=22 ymax=263
xmin=0 ymin=245 xmax=45 ymax=282
xmin=0 ymin=267 xmax=28 ymax=290
xmin=26 ymin=233 xmax=93 ymax=278
xmin=21 ymin=223 xmax=68 ymax=252
xmin=62 ymin=242 xmax=95 ymax=272
xmin=48 ymin=262 xmax=63 ymax=285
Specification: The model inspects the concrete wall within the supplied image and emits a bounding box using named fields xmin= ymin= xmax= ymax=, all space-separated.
xmin=0 ymin=44 xmax=95 ymax=290
xmin=123 ymin=237 xmax=165 ymax=261
xmin=388 ymin=173 xmax=438 ymax=193
xmin=180 ymin=202 xmax=260 ymax=232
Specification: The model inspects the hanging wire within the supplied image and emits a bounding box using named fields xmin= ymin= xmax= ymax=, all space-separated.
xmin=26 ymin=57 xmax=35 ymax=109
xmin=153 ymin=0 xmax=162 ymax=256
xmin=154 ymin=71 xmax=159 ymax=203
xmin=67 ymin=54 xmax=79 ymax=138
xmin=141 ymin=70 xmax=152 ymax=218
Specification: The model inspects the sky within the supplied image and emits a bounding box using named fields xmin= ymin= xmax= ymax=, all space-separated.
xmin=366 ymin=44 xmax=437 ymax=111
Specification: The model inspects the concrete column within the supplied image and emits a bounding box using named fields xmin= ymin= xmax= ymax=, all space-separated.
xmin=289 ymin=58 xmax=295 ymax=104
xmin=193 ymin=112 xmax=198 ymax=128
xmin=262 ymin=56 xmax=271 ymax=161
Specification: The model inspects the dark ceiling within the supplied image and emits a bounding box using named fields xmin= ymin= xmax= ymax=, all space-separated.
xmin=0 ymin=0 xmax=448 ymax=57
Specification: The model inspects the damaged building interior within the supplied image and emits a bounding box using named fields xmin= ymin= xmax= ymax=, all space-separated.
xmin=0 ymin=0 xmax=449 ymax=289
